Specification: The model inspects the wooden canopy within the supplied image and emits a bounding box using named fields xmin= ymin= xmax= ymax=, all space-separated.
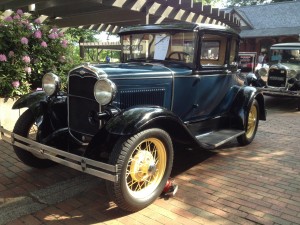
xmin=0 ymin=0 xmax=240 ymax=34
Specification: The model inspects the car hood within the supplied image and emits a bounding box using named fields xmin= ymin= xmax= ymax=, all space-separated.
xmin=93 ymin=62 xmax=193 ymax=79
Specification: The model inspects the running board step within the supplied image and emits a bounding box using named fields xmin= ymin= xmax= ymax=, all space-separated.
xmin=196 ymin=129 xmax=245 ymax=149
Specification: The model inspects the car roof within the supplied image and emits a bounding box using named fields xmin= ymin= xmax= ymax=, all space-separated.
xmin=271 ymin=42 xmax=300 ymax=50
xmin=118 ymin=23 xmax=239 ymax=35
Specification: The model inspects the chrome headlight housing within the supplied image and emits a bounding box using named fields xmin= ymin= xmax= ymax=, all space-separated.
xmin=287 ymin=69 xmax=297 ymax=78
xmin=42 ymin=73 xmax=61 ymax=96
xmin=258 ymin=67 xmax=268 ymax=77
xmin=94 ymin=79 xmax=117 ymax=105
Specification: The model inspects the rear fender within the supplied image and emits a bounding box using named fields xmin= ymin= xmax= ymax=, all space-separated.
xmin=230 ymin=86 xmax=266 ymax=130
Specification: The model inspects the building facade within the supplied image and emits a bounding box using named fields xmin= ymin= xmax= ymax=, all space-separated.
xmin=226 ymin=0 xmax=300 ymax=61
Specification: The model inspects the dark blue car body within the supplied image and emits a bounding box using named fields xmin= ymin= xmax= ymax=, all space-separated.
xmin=4 ymin=23 xmax=266 ymax=212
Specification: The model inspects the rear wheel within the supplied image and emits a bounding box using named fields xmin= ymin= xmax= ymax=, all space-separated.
xmin=106 ymin=128 xmax=173 ymax=212
xmin=13 ymin=109 xmax=55 ymax=168
xmin=237 ymin=99 xmax=259 ymax=145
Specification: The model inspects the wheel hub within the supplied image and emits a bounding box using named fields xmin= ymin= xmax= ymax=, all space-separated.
xmin=130 ymin=150 xmax=156 ymax=182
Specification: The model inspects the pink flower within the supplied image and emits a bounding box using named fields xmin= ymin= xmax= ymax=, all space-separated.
xmin=48 ymin=33 xmax=56 ymax=39
xmin=34 ymin=30 xmax=42 ymax=39
xmin=58 ymin=32 xmax=64 ymax=37
xmin=17 ymin=9 xmax=24 ymax=15
xmin=13 ymin=15 xmax=20 ymax=20
xmin=52 ymin=28 xmax=58 ymax=33
xmin=21 ymin=37 xmax=28 ymax=44
xmin=0 ymin=54 xmax=7 ymax=62
xmin=24 ymin=66 xmax=32 ymax=74
xmin=61 ymin=39 xmax=68 ymax=48
xmin=8 ymin=51 xmax=14 ymax=58
xmin=27 ymin=24 xmax=32 ymax=30
xmin=22 ymin=55 xmax=31 ymax=63
xmin=12 ymin=80 xmax=20 ymax=88
xmin=34 ymin=18 xmax=41 ymax=24
xmin=41 ymin=41 xmax=47 ymax=48
xmin=4 ymin=16 xmax=13 ymax=22
xmin=13 ymin=14 xmax=21 ymax=20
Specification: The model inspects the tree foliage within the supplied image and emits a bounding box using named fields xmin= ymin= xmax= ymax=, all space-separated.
xmin=226 ymin=0 xmax=293 ymax=7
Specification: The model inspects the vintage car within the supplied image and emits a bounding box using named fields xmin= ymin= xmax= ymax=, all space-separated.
xmin=0 ymin=23 xmax=266 ymax=212
xmin=246 ymin=42 xmax=300 ymax=109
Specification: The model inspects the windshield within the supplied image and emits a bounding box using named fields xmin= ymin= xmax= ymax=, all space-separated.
xmin=270 ymin=49 xmax=300 ymax=64
xmin=121 ymin=32 xmax=195 ymax=66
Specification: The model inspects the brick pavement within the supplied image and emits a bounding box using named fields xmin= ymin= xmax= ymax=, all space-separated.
xmin=1 ymin=96 xmax=300 ymax=225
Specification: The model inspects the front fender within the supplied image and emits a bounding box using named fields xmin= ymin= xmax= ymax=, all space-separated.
xmin=85 ymin=106 xmax=202 ymax=159
xmin=12 ymin=91 xmax=47 ymax=117
xmin=105 ymin=106 xmax=185 ymax=135
xmin=13 ymin=91 xmax=68 ymax=140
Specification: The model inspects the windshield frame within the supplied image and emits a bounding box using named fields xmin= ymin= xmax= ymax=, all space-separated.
xmin=270 ymin=48 xmax=300 ymax=64
xmin=120 ymin=31 xmax=196 ymax=68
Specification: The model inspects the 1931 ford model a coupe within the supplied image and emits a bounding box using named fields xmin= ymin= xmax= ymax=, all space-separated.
xmin=246 ymin=42 xmax=300 ymax=110
xmin=0 ymin=23 xmax=266 ymax=212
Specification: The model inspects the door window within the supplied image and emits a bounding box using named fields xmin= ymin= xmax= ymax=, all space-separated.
xmin=200 ymin=34 xmax=227 ymax=66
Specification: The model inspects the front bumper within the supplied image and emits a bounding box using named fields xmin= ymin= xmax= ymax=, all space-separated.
xmin=0 ymin=126 xmax=118 ymax=182
xmin=258 ymin=87 xmax=300 ymax=98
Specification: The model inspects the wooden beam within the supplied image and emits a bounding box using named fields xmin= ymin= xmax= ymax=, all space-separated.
xmin=50 ymin=9 xmax=145 ymax=27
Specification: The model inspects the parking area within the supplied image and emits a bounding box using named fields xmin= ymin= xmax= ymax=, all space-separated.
xmin=0 ymin=96 xmax=300 ymax=225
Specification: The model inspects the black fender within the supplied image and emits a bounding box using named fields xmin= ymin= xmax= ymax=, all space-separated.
xmin=230 ymin=86 xmax=266 ymax=130
xmin=12 ymin=91 xmax=48 ymax=117
xmin=84 ymin=106 xmax=203 ymax=160
xmin=12 ymin=91 xmax=68 ymax=141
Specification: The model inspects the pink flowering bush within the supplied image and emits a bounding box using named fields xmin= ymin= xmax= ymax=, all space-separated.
xmin=0 ymin=9 xmax=72 ymax=97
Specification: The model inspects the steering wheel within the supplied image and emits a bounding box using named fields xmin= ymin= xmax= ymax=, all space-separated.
xmin=167 ymin=52 xmax=190 ymax=61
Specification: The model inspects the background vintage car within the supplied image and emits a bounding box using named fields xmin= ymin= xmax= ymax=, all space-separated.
xmin=1 ymin=23 xmax=266 ymax=212
xmin=246 ymin=43 xmax=300 ymax=110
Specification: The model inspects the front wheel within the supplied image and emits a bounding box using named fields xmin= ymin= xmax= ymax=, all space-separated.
xmin=106 ymin=128 xmax=173 ymax=212
xmin=237 ymin=99 xmax=259 ymax=145
xmin=13 ymin=109 xmax=55 ymax=168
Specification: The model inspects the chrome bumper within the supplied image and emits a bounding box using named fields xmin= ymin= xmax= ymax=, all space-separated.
xmin=0 ymin=126 xmax=118 ymax=182
xmin=259 ymin=87 xmax=300 ymax=98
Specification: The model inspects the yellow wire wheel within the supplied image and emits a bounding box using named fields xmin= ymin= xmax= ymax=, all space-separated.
xmin=126 ymin=138 xmax=167 ymax=198
xmin=245 ymin=102 xmax=258 ymax=139
xmin=107 ymin=128 xmax=173 ymax=212
xmin=237 ymin=99 xmax=259 ymax=145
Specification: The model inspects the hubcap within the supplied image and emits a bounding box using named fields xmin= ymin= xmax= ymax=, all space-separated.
xmin=126 ymin=138 xmax=167 ymax=197
xmin=246 ymin=104 xmax=258 ymax=139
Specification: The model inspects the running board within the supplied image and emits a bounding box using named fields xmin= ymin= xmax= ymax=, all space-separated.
xmin=196 ymin=129 xmax=245 ymax=149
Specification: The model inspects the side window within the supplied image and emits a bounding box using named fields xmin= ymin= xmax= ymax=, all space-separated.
xmin=200 ymin=34 xmax=227 ymax=66
xmin=229 ymin=37 xmax=238 ymax=65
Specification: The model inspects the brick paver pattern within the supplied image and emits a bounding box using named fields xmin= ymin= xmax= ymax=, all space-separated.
xmin=1 ymin=96 xmax=300 ymax=225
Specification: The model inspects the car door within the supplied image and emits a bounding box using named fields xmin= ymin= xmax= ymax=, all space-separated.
xmin=172 ymin=33 xmax=239 ymax=127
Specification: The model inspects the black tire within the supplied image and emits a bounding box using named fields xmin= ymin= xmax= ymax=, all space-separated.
xmin=106 ymin=128 xmax=173 ymax=212
xmin=237 ymin=99 xmax=259 ymax=145
xmin=13 ymin=109 xmax=55 ymax=168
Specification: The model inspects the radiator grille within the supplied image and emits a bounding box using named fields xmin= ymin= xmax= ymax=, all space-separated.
xmin=268 ymin=69 xmax=287 ymax=87
xmin=68 ymin=72 xmax=99 ymax=139
xmin=119 ymin=88 xmax=165 ymax=109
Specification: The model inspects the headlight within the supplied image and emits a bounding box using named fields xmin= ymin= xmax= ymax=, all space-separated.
xmin=258 ymin=67 xmax=268 ymax=77
xmin=287 ymin=69 xmax=297 ymax=78
xmin=94 ymin=79 xmax=117 ymax=105
xmin=42 ymin=73 xmax=61 ymax=96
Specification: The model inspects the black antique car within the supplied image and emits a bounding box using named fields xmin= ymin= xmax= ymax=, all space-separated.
xmin=246 ymin=43 xmax=300 ymax=109
xmin=0 ymin=23 xmax=266 ymax=212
